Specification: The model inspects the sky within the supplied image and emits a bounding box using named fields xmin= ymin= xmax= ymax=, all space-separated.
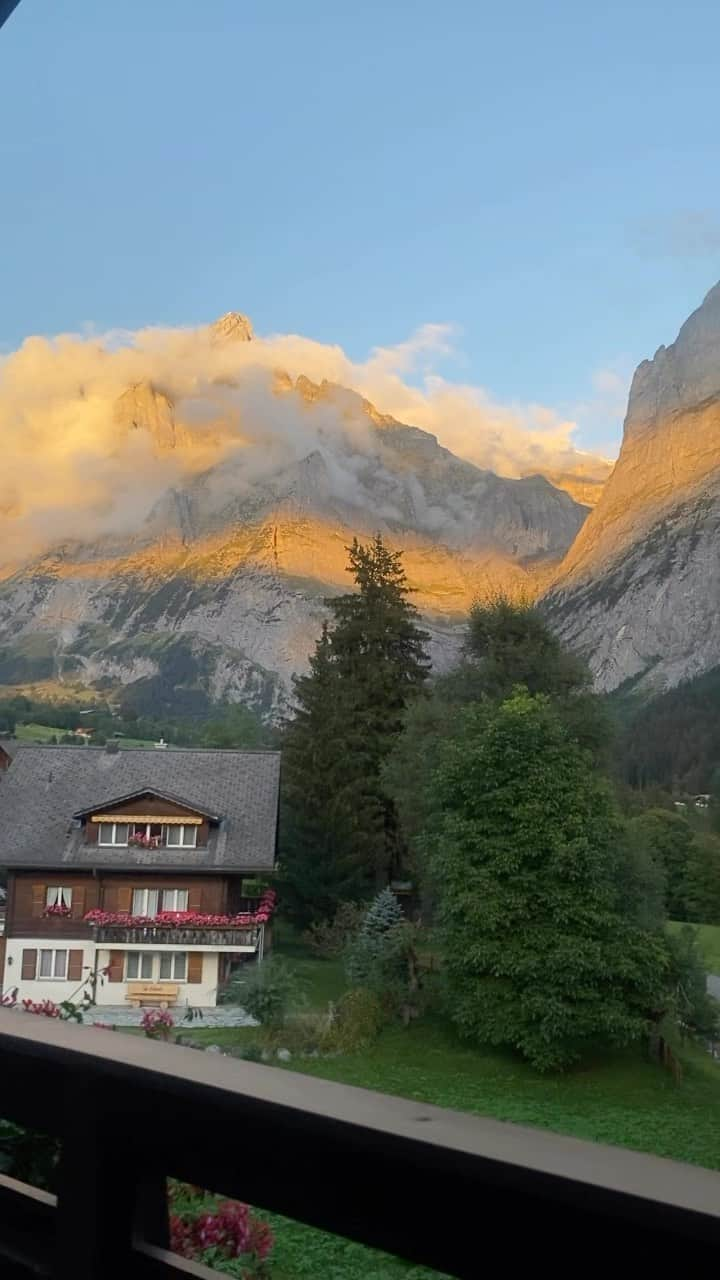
xmin=2 ymin=0 xmax=720 ymax=458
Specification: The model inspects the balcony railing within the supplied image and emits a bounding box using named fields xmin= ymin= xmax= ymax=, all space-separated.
xmin=0 ymin=1016 xmax=720 ymax=1278
xmin=93 ymin=924 xmax=261 ymax=947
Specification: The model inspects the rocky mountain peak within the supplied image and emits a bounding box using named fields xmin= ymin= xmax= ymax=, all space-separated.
xmin=626 ymin=278 xmax=720 ymax=440
xmin=210 ymin=312 xmax=254 ymax=343
xmin=544 ymin=278 xmax=720 ymax=694
xmin=113 ymin=380 xmax=177 ymax=451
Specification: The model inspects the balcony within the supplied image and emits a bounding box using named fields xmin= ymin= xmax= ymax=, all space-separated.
xmin=1 ymin=1016 xmax=720 ymax=1278
xmin=93 ymin=923 xmax=261 ymax=948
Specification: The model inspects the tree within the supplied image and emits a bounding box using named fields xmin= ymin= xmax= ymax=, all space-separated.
xmin=425 ymin=690 xmax=668 ymax=1071
xmin=441 ymin=595 xmax=611 ymax=761
xmin=684 ymin=832 xmax=720 ymax=924
xmin=280 ymin=625 xmax=372 ymax=925
xmin=627 ymin=810 xmax=695 ymax=919
xmin=345 ymin=889 xmax=421 ymax=1025
xmin=280 ymin=538 xmax=431 ymax=925
xmin=201 ymin=704 xmax=273 ymax=750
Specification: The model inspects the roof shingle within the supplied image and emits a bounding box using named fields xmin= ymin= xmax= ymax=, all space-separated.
xmin=0 ymin=746 xmax=280 ymax=871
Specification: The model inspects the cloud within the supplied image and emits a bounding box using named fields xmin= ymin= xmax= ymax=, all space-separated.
xmin=628 ymin=210 xmax=720 ymax=259
xmin=0 ymin=316 xmax=610 ymax=565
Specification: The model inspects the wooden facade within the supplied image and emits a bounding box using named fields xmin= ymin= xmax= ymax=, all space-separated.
xmin=6 ymin=871 xmax=233 ymax=939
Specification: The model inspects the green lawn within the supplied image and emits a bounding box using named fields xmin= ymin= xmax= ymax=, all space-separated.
xmin=168 ymin=930 xmax=720 ymax=1279
xmin=13 ymin=722 xmax=156 ymax=749
xmin=14 ymin=722 xmax=65 ymax=742
xmin=669 ymin=920 xmax=720 ymax=973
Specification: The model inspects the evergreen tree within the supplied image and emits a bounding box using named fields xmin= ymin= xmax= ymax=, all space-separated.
xmin=280 ymin=538 xmax=431 ymax=925
xmin=425 ymin=690 xmax=668 ymax=1071
xmin=627 ymin=809 xmax=695 ymax=919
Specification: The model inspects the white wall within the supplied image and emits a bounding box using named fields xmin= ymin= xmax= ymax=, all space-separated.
xmin=4 ymin=942 xmax=221 ymax=1008
xmin=3 ymin=938 xmax=96 ymax=1006
xmin=94 ymin=948 xmax=220 ymax=1009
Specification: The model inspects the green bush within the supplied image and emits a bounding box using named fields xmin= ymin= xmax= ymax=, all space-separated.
xmin=262 ymin=1009 xmax=334 ymax=1055
xmin=303 ymin=901 xmax=366 ymax=958
xmin=326 ymin=989 xmax=384 ymax=1052
xmin=227 ymin=958 xmax=300 ymax=1029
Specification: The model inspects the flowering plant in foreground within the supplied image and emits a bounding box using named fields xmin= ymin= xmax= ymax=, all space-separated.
xmin=141 ymin=1008 xmax=175 ymax=1040
xmin=84 ymin=891 xmax=277 ymax=931
xmin=169 ymin=1184 xmax=273 ymax=1277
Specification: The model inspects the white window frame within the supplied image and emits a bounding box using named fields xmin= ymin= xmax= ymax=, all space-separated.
xmin=161 ymin=888 xmax=189 ymax=913
xmin=132 ymin=888 xmax=160 ymax=917
xmin=165 ymin=824 xmax=198 ymax=849
xmin=38 ymin=949 xmax=68 ymax=980
xmin=125 ymin=951 xmax=187 ymax=982
xmin=46 ymin=886 xmax=73 ymax=909
xmin=159 ymin=951 xmax=187 ymax=981
xmin=98 ymin=822 xmax=130 ymax=847
xmin=125 ymin=952 xmax=154 ymax=981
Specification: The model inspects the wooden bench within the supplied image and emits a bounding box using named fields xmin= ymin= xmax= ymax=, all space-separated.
xmin=126 ymin=982 xmax=179 ymax=1009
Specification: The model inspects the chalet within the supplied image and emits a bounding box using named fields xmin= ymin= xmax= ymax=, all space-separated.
xmin=0 ymin=743 xmax=280 ymax=1009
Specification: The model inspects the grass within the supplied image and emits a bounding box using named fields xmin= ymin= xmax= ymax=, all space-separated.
xmin=13 ymin=722 xmax=156 ymax=748
xmin=668 ymin=920 xmax=720 ymax=973
xmin=14 ymin=722 xmax=65 ymax=742
xmin=167 ymin=927 xmax=720 ymax=1278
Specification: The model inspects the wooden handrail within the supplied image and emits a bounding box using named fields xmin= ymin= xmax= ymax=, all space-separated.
xmin=0 ymin=1013 xmax=719 ymax=1277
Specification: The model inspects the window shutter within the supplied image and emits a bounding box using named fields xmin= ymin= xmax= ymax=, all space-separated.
xmin=21 ymin=949 xmax=37 ymax=980
xmin=187 ymin=885 xmax=202 ymax=914
xmin=108 ymin=952 xmax=124 ymax=983
xmin=67 ymin=950 xmax=83 ymax=982
xmin=31 ymin=885 xmax=45 ymax=918
xmin=187 ymin=953 xmax=203 ymax=984
xmin=73 ymin=887 xmax=86 ymax=919
xmin=116 ymin=887 xmax=132 ymax=914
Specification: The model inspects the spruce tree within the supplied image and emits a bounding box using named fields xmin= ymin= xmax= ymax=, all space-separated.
xmin=280 ymin=537 xmax=430 ymax=925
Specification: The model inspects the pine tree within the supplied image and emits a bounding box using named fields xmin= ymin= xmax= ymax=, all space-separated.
xmin=280 ymin=537 xmax=431 ymax=925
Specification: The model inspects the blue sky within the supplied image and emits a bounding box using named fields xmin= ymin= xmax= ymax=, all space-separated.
xmin=2 ymin=0 xmax=720 ymax=456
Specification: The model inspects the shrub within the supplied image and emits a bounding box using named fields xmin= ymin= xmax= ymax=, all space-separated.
xmin=303 ymin=901 xmax=366 ymax=959
xmin=325 ymin=989 xmax=384 ymax=1052
xmin=261 ymin=1008 xmax=334 ymax=1055
xmin=238 ymin=958 xmax=301 ymax=1029
xmin=169 ymin=1182 xmax=273 ymax=1277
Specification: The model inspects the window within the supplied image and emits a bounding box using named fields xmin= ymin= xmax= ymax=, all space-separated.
xmin=39 ymin=949 xmax=67 ymax=979
xmin=46 ymin=887 xmax=72 ymax=909
xmin=126 ymin=952 xmax=154 ymax=980
xmin=161 ymin=889 xmax=188 ymax=913
xmin=98 ymin=822 xmax=129 ymax=846
xmin=165 ymin=824 xmax=198 ymax=848
xmin=126 ymin=952 xmax=187 ymax=981
xmin=159 ymin=951 xmax=187 ymax=980
xmin=132 ymin=888 xmax=160 ymax=916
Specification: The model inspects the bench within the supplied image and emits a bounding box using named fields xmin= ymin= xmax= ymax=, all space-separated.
xmin=126 ymin=982 xmax=179 ymax=1009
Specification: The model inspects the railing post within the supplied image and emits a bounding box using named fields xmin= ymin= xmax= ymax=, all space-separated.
xmin=54 ymin=1071 xmax=168 ymax=1279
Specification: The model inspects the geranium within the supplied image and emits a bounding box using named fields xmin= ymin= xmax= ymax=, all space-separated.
xmin=170 ymin=1193 xmax=273 ymax=1275
xmin=141 ymin=1008 xmax=175 ymax=1040
xmin=43 ymin=903 xmax=72 ymax=918
xmin=84 ymin=893 xmax=277 ymax=931
xmin=22 ymin=998 xmax=61 ymax=1018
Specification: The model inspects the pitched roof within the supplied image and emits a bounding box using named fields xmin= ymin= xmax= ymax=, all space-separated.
xmin=0 ymin=746 xmax=280 ymax=871
xmin=72 ymin=786 xmax=220 ymax=821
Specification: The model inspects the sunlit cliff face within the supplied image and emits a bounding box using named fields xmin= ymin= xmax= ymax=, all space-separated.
xmin=0 ymin=311 xmax=608 ymax=567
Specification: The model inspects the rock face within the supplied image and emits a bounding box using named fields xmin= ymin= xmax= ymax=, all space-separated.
xmin=0 ymin=339 xmax=590 ymax=718
xmin=545 ymin=281 xmax=720 ymax=693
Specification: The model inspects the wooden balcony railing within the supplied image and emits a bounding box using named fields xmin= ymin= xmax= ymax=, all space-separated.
xmin=0 ymin=1014 xmax=720 ymax=1279
xmin=93 ymin=924 xmax=261 ymax=948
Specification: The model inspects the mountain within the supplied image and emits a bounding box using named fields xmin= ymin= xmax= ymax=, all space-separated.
xmin=545 ymin=281 xmax=720 ymax=694
xmin=0 ymin=315 xmax=590 ymax=718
